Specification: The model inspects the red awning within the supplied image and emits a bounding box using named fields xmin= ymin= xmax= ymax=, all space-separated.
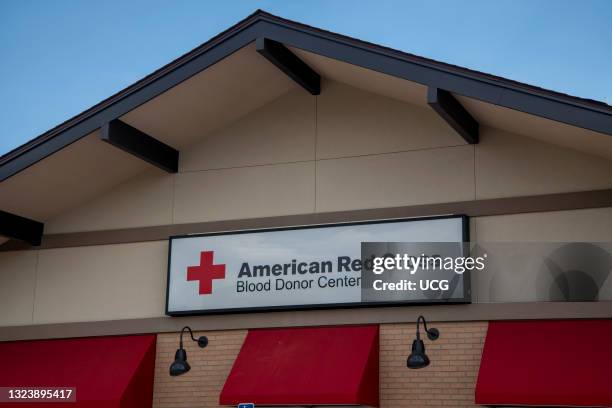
xmin=0 ymin=334 xmax=156 ymax=408
xmin=220 ymin=325 xmax=379 ymax=406
xmin=476 ymin=320 xmax=612 ymax=407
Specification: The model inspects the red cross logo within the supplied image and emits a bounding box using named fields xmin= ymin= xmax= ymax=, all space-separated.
xmin=187 ymin=251 xmax=226 ymax=295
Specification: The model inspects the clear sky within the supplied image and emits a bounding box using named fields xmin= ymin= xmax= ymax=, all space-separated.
xmin=1 ymin=0 xmax=611 ymax=156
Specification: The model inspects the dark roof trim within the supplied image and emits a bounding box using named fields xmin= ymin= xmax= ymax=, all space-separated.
xmin=101 ymin=119 xmax=179 ymax=173
xmin=2 ymin=10 xmax=612 ymax=182
xmin=0 ymin=11 xmax=262 ymax=182
xmin=428 ymin=87 xmax=479 ymax=144
xmin=0 ymin=210 xmax=44 ymax=246
xmin=256 ymin=37 xmax=321 ymax=95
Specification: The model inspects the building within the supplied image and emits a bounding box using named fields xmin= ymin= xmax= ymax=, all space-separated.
xmin=1 ymin=9 xmax=612 ymax=408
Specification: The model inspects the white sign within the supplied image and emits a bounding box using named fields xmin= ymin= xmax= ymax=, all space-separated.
xmin=166 ymin=216 xmax=468 ymax=315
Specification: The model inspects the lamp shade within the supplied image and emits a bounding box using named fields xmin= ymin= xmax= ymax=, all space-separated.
xmin=169 ymin=348 xmax=191 ymax=376
xmin=407 ymin=339 xmax=430 ymax=369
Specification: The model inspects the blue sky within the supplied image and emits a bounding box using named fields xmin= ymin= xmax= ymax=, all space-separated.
xmin=1 ymin=0 xmax=611 ymax=156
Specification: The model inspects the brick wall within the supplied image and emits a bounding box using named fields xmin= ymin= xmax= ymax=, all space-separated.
xmin=153 ymin=322 xmax=488 ymax=408
xmin=153 ymin=329 xmax=247 ymax=408
xmin=380 ymin=322 xmax=488 ymax=408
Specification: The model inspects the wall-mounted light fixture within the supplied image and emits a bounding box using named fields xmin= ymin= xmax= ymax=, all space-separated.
xmin=169 ymin=326 xmax=208 ymax=376
xmin=407 ymin=315 xmax=439 ymax=369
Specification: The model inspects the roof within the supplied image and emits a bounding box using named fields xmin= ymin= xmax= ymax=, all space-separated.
xmin=2 ymin=9 xmax=612 ymax=182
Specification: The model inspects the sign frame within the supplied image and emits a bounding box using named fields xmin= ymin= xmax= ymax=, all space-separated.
xmin=165 ymin=215 xmax=470 ymax=316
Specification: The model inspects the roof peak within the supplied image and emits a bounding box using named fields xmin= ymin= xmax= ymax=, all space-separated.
xmin=2 ymin=8 xmax=611 ymax=174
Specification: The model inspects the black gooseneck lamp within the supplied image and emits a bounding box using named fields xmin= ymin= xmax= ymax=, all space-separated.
xmin=169 ymin=326 xmax=209 ymax=376
xmin=407 ymin=315 xmax=439 ymax=369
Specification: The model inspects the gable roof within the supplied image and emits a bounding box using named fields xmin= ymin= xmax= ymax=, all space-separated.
xmin=2 ymin=8 xmax=612 ymax=183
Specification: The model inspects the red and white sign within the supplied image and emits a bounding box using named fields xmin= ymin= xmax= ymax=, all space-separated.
xmin=186 ymin=251 xmax=226 ymax=295
xmin=166 ymin=216 xmax=467 ymax=315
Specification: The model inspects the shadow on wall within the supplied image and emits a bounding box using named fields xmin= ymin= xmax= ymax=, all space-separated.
xmin=480 ymin=242 xmax=612 ymax=302
xmin=538 ymin=243 xmax=612 ymax=301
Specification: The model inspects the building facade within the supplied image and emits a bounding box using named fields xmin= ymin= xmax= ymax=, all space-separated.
xmin=1 ymin=10 xmax=612 ymax=408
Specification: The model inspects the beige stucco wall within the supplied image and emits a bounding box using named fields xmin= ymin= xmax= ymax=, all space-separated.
xmin=475 ymin=127 xmax=612 ymax=198
xmin=0 ymin=251 xmax=37 ymax=326
xmin=2 ymin=207 xmax=611 ymax=327
xmin=473 ymin=207 xmax=612 ymax=242
xmin=173 ymin=161 xmax=315 ymax=224
xmin=472 ymin=207 xmax=612 ymax=303
xmin=46 ymin=169 xmax=174 ymax=234
xmin=0 ymin=241 xmax=168 ymax=326
xmin=3 ymin=80 xmax=612 ymax=327
xmin=316 ymin=80 xmax=462 ymax=158
xmin=317 ymin=145 xmax=475 ymax=212
xmin=179 ymin=88 xmax=315 ymax=171
xmin=45 ymin=80 xmax=612 ymax=234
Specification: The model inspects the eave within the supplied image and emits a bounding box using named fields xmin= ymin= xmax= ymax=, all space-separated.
xmin=2 ymin=9 xmax=612 ymax=183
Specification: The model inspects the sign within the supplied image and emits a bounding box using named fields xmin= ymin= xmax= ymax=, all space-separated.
xmin=238 ymin=404 xmax=254 ymax=408
xmin=166 ymin=216 xmax=469 ymax=315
